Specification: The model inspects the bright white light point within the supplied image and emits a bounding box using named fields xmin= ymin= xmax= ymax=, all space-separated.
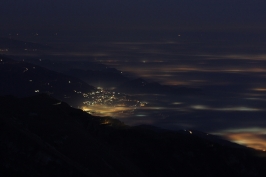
xmin=143 ymin=61 xmax=146 ymax=63
xmin=69 ymin=81 xmax=71 ymax=84
xmin=189 ymin=131 xmax=192 ymax=134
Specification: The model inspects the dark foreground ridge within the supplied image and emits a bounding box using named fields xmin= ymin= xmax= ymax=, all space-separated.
xmin=1 ymin=94 xmax=266 ymax=177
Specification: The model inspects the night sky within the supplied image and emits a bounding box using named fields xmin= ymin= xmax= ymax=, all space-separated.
xmin=1 ymin=1 xmax=266 ymax=150
xmin=1 ymin=0 xmax=266 ymax=31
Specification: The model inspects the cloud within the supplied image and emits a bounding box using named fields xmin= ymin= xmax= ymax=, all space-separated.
xmin=216 ymin=128 xmax=266 ymax=150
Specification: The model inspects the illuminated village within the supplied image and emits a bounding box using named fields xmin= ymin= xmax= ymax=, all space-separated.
xmin=78 ymin=88 xmax=147 ymax=117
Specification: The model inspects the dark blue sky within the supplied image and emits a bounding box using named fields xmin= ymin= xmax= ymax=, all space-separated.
xmin=1 ymin=0 xmax=266 ymax=31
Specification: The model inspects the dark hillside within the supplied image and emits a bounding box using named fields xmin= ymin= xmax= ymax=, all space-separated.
xmin=0 ymin=94 xmax=143 ymax=177
xmin=1 ymin=94 xmax=266 ymax=176
xmin=0 ymin=37 xmax=53 ymax=51
xmin=0 ymin=55 xmax=95 ymax=107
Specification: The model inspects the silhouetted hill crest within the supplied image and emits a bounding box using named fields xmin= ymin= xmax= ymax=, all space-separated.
xmin=1 ymin=94 xmax=266 ymax=177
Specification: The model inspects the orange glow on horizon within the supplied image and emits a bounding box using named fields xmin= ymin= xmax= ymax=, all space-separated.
xmin=215 ymin=128 xmax=266 ymax=151
xmin=253 ymin=88 xmax=266 ymax=92
xmin=82 ymin=105 xmax=135 ymax=118
xmin=224 ymin=133 xmax=266 ymax=151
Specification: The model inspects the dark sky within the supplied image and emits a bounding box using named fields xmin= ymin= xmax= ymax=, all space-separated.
xmin=1 ymin=0 xmax=266 ymax=31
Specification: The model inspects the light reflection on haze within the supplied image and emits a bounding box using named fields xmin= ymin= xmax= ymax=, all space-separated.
xmin=216 ymin=128 xmax=266 ymax=151
xmin=191 ymin=105 xmax=263 ymax=112
xmin=82 ymin=105 xmax=135 ymax=118
xmin=91 ymin=40 xmax=266 ymax=150
xmin=7 ymin=32 xmax=266 ymax=150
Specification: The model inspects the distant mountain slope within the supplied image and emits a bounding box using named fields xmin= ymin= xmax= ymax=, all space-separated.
xmin=65 ymin=68 xmax=129 ymax=88
xmin=1 ymin=94 xmax=266 ymax=177
xmin=0 ymin=55 xmax=95 ymax=107
xmin=116 ymin=78 xmax=202 ymax=95
xmin=0 ymin=37 xmax=53 ymax=51
xmin=15 ymin=58 xmax=129 ymax=88
xmin=17 ymin=58 xmax=202 ymax=93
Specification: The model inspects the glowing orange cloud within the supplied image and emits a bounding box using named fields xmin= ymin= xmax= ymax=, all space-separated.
xmin=225 ymin=133 xmax=266 ymax=151
xmin=215 ymin=128 xmax=266 ymax=151
xmin=82 ymin=105 xmax=135 ymax=118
